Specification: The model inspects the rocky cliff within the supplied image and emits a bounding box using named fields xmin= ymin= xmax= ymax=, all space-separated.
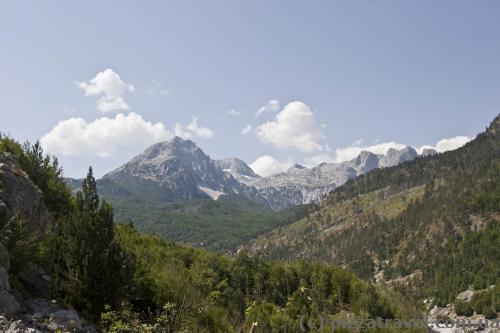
xmin=0 ymin=152 xmax=95 ymax=332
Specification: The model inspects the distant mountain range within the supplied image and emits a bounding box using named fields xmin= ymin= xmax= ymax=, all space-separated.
xmin=70 ymin=136 xmax=437 ymax=210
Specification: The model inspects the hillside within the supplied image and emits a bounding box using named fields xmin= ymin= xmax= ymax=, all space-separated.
xmin=245 ymin=114 xmax=500 ymax=310
xmin=0 ymin=134 xmax=425 ymax=332
xmin=65 ymin=136 xmax=438 ymax=251
xmin=107 ymin=194 xmax=317 ymax=252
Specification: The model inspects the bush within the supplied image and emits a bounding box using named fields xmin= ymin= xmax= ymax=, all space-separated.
xmin=454 ymin=300 xmax=474 ymax=317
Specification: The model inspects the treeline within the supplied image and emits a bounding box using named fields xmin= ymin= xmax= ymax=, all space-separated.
xmin=0 ymin=134 xmax=423 ymax=332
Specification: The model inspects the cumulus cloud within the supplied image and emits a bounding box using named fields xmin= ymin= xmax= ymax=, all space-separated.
xmin=40 ymin=112 xmax=171 ymax=157
xmin=76 ymin=69 xmax=135 ymax=112
xmin=255 ymin=99 xmax=280 ymax=117
xmin=249 ymin=155 xmax=293 ymax=177
xmin=256 ymin=101 xmax=326 ymax=153
xmin=174 ymin=117 xmax=214 ymax=139
xmin=241 ymin=124 xmax=252 ymax=135
xmin=227 ymin=109 xmax=241 ymax=116
xmin=147 ymin=80 xmax=169 ymax=96
xmin=417 ymin=136 xmax=471 ymax=154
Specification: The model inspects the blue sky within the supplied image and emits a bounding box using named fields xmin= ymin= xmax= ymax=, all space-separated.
xmin=1 ymin=1 xmax=499 ymax=178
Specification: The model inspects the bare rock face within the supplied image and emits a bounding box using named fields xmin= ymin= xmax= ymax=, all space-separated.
xmin=103 ymin=137 xmax=252 ymax=201
xmin=0 ymin=290 xmax=20 ymax=317
xmin=379 ymin=146 xmax=418 ymax=168
xmin=0 ymin=242 xmax=9 ymax=272
xmin=0 ymin=152 xmax=55 ymax=317
xmin=215 ymin=158 xmax=261 ymax=185
xmin=0 ymin=153 xmax=54 ymax=241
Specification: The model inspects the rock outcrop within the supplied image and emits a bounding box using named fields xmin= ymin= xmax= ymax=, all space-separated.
xmin=0 ymin=153 xmax=54 ymax=242
xmin=0 ymin=152 xmax=95 ymax=332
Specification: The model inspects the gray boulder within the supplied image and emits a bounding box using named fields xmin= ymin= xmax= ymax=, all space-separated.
xmin=0 ymin=290 xmax=20 ymax=316
xmin=0 ymin=242 xmax=9 ymax=272
xmin=0 ymin=153 xmax=54 ymax=242
xmin=48 ymin=310 xmax=82 ymax=331
xmin=0 ymin=266 xmax=10 ymax=290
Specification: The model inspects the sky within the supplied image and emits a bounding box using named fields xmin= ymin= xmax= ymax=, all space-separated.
xmin=1 ymin=1 xmax=499 ymax=178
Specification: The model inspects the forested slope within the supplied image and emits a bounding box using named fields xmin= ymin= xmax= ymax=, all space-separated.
xmin=0 ymin=134 xmax=424 ymax=332
xmin=246 ymin=114 xmax=500 ymax=311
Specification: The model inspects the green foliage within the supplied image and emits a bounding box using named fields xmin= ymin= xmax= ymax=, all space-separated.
xmin=0 ymin=211 xmax=35 ymax=273
xmin=87 ymin=188 xmax=317 ymax=252
xmin=454 ymin=300 xmax=474 ymax=317
xmin=247 ymin=115 xmax=500 ymax=307
xmin=464 ymin=285 xmax=500 ymax=318
xmin=107 ymin=225 xmax=423 ymax=332
xmin=0 ymin=134 xmax=74 ymax=219
xmin=1 ymin=132 xmax=427 ymax=331
xmin=53 ymin=168 xmax=131 ymax=320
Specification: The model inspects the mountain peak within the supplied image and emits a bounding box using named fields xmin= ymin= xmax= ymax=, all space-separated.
xmin=287 ymin=164 xmax=307 ymax=173
xmin=215 ymin=158 xmax=260 ymax=182
xmin=379 ymin=146 xmax=417 ymax=168
xmin=137 ymin=136 xmax=202 ymax=165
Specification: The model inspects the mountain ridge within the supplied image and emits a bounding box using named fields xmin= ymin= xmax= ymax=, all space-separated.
xmin=242 ymin=113 xmax=500 ymax=309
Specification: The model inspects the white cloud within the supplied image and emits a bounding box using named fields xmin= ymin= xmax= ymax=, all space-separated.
xmin=76 ymin=69 xmax=135 ymax=113
xmin=351 ymin=139 xmax=363 ymax=147
xmin=227 ymin=109 xmax=242 ymax=116
xmin=40 ymin=112 xmax=171 ymax=157
xmin=249 ymin=155 xmax=293 ymax=177
xmin=416 ymin=135 xmax=471 ymax=154
xmin=174 ymin=117 xmax=214 ymax=139
xmin=256 ymin=99 xmax=280 ymax=117
xmin=147 ymin=80 xmax=169 ymax=96
xmin=256 ymin=101 xmax=326 ymax=153
xmin=241 ymin=124 xmax=252 ymax=135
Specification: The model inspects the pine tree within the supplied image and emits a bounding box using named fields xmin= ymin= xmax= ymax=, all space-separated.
xmin=54 ymin=167 xmax=129 ymax=320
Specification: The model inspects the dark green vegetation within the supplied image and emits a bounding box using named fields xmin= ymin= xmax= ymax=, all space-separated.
xmin=0 ymin=135 xmax=423 ymax=332
xmin=54 ymin=168 xmax=131 ymax=319
xmin=246 ymin=115 xmax=500 ymax=308
xmin=454 ymin=285 xmax=500 ymax=319
xmin=67 ymin=178 xmax=316 ymax=253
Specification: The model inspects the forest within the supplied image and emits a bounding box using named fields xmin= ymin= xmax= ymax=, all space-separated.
xmin=0 ymin=135 xmax=425 ymax=332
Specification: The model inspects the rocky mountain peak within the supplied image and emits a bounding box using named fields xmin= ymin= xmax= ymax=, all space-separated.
xmin=216 ymin=158 xmax=260 ymax=179
xmin=379 ymin=146 xmax=417 ymax=168
xmin=350 ymin=151 xmax=380 ymax=174
xmin=136 ymin=136 xmax=205 ymax=166
xmin=286 ymin=164 xmax=307 ymax=173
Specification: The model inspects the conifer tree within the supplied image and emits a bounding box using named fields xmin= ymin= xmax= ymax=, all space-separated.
xmin=54 ymin=167 xmax=129 ymax=320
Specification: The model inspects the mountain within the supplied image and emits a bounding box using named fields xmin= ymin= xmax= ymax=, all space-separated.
xmin=70 ymin=136 xmax=436 ymax=211
xmin=244 ymin=147 xmax=426 ymax=209
xmin=244 ymin=114 xmax=500 ymax=311
xmin=103 ymin=137 xmax=250 ymax=201
xmin=64 ymin=136 xmax=451 ymax=249
xmin=378 ymin=146 xmax=418 ymax=168
xmin=0 ymin=135 xmax=423 ymax=332
xmin=215 ymin=157 xmax=260 ymax=184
